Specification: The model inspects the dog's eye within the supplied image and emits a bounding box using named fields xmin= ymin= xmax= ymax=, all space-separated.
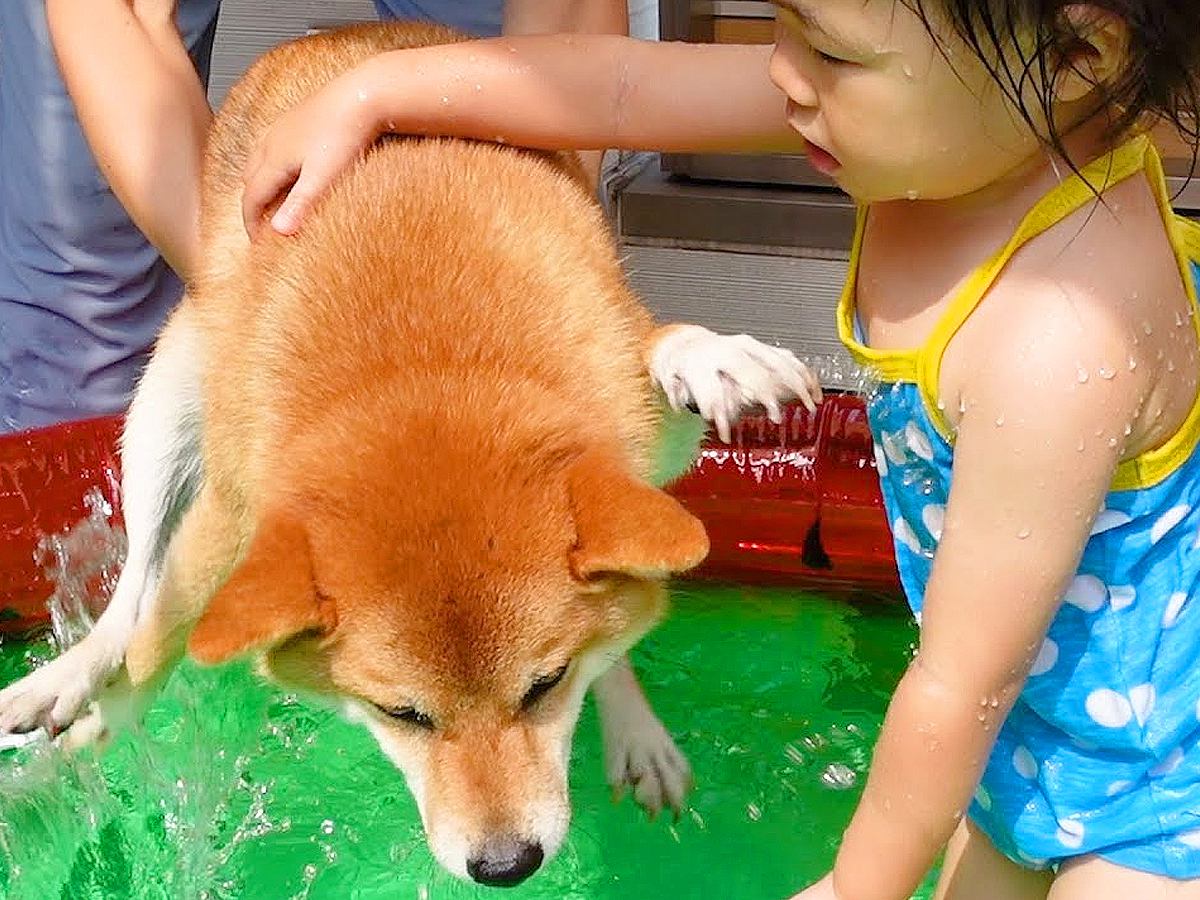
xmin=376 ymin=704 xmax=435 ymax=730
xmin=521 ymin=664 xmax=569 ymax=710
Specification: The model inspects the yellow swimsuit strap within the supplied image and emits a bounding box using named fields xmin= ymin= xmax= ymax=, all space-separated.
xmin=922 ymin=137 xmax=1200 ymax=490
xmin=837 ymin=133 xmax=1200 ymax=490
xmin=837 ymin=137 xmax=1156 ymax=380
xmin=916 ymin=134 xmax=1157 ymax=437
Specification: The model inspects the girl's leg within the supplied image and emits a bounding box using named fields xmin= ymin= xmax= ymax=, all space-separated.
xmin=1051 ymin=855 xmax=1200 ymax=899
xmin=934 ymin=819 xmax=1054 ymax=900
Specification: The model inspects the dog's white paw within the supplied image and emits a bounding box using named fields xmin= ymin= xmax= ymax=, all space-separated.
xmin=601 ymin=702 xmax=693 ymax=820
xmin=0 ymin=635 xmax=122 ymax=738
xmin=650 ymin=324 xmax=822 ymax=442
xmin=57 ymin=704 xmax=110 ymax=752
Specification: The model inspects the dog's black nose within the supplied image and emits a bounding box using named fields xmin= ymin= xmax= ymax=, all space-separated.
xmin=466 ymin=836 xmax=544 ymax=887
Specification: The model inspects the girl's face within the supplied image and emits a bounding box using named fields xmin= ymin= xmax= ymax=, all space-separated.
xmin=768 ymin=0 xmax=1048 ymax=204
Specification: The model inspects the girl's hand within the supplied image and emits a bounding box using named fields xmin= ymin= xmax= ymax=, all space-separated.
xmin=241 ymin=66 xmax=384 ymax=238
xmin=788 ymin=872 xmax=841 ymax=900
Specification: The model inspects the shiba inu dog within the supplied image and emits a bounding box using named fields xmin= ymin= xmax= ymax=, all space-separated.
xmin=0 ymin=22 xmax=817 ymax=885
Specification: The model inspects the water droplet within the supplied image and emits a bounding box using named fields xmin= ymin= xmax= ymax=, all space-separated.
xmin=1108 ymin=437 xmax=1118 ymax=448
xmin=1168 ymin=359 xmax=1177 ymax=373
xmin=1143 ymin=321 xmax=1153 ymax=335
xmin=440 ymin=96 xmax=450 ymax=105
xmin=936 ymin=398 xmax=946 ymax=411
xmin=1076 ymin=366 xmax=1089 ymax=383
xmin=1176 ymin=311 xmax=1187 ymax=327
xmin=995 ymin=415 xmax=1005 ymax=427
xmin=1098 ymin=366 xmax=1115 ymax=380
xmin=355 ymin=89 xmax=369 ymax=103
xmin=905 ymin=189 xmax=920 ymax=200
xmin=1128 ymin=356 xmax=1138 ymax=371
xmin=820 ymin=763 xmax=857 ymax=790
xmin=474 ymin=83 xmax=483 ymax=92
xmin=1017 ymin=527 xmax=1032 ymax=539
xmin=902 ymin=63 xmax=915 ymax=78
xmin=977 ymin=712 xmax=987 ymax=722
xmin=1076 ymin=440 xmax=1085 ymax=451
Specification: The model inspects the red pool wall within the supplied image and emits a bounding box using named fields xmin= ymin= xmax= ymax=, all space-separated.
xmin=0 ymin=416 xmax=124 ymax=632
xmin=0 ymin=395 xmax=899 ymax=633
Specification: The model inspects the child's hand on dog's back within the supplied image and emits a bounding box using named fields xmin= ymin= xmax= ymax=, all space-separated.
xmin=240 ymin=34 xmax=803 ymax=236
xmin=241 ymin=64 xmax=384 ymax=237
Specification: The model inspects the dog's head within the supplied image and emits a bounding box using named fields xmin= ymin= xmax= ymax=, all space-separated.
xmin=187 ymin=448 xmax=707 ymax=885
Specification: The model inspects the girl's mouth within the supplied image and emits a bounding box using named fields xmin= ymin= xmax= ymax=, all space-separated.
xmin=804 ymin=141 xmax=842 ymax=176
xmin=785 ymin=100 xmax=841 ymax=176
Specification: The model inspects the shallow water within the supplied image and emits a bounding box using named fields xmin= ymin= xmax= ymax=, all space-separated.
xmin=0 ymin=585 xmax=933 ymax=900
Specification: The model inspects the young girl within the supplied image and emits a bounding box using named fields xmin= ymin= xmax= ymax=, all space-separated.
xmin=244 ymin=3 xmax=1200 ymax=897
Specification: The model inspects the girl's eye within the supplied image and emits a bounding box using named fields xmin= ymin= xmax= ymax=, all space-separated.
xmin=521 ymin=664 xmax=570 ymax=711
xmin=376 ymin=704 xmax=435 ymax=730
xmin=815 ymin=49 xmax=851 ymax=65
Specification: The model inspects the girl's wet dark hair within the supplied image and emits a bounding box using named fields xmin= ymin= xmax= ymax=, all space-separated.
xmin=907 ymin=1 xmax=1200 ymax=168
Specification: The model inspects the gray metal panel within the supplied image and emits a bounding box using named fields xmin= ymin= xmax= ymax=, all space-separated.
xmin=691 ymin=1 xmax=774 ymax=15
xmin=208 ymin=0 xmax=377 ymax=107
xmin=619 ymin=165 xmax=856 ymax=254
xmin=660 ymin=151 xmax=836 ymax=188
xmin=621 ymin=245 xmax=861 ymax=388
xmin=663 ymin=151 xmax=1200 ymax=212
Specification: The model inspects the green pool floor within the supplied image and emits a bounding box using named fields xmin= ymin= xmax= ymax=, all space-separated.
xmin=0 ymin=586 xmax=935 ymax=900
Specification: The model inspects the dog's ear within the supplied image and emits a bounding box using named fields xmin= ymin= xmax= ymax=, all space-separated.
xmin=568 ymin=451 xmax=709 ymax=581
xmin=188 ymin=513 xmax=335 ymax=665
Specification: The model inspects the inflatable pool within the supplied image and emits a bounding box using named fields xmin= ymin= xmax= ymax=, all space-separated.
xmin=0 ymin=395 xmax=897 ymax=633
xmin=0 ymin=398 xmax=926 ymax=899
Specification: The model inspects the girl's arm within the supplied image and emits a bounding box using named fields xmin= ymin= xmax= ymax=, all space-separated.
xmin=502 ymin=0 xmax=632 ymax=186
xmin=242 ymin=36 xmax=801 ymax=235
xmin=46 ymin=0 xmax=212 ymax=280
xmin=807 ymin=278 xmax=1145 ymax=900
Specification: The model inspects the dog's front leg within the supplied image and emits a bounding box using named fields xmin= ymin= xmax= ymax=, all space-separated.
xmin=593 ymin=655 xmax=692 ymax=820
xmin=646 ymin=324 xmax=823 ymax=442
xmin=0 ymin=306 xmax=204 ymax=743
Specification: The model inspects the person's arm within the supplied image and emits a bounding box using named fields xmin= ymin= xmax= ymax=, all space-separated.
xmin=242 ymin=35 xmax=801 ymax=235
xmin=503 ymin=0 xmax=631 ymax=186
xmin=503 ymin=0 xmax=628 ymax=37
xmin=794 ymin=278 xmax=1145 ymax=900
xmin=46 ymin=0 xmax=211 ymax=280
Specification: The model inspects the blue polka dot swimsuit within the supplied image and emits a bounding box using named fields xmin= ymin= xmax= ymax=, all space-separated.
xmin=838 ymin=137 xmax=1200 ymax=877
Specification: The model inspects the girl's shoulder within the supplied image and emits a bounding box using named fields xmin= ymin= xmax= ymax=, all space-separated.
xmin=940 ymin=171 xmax=1199 ymax=458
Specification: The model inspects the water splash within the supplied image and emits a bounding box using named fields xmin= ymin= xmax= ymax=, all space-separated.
xmin=0 ymin=504 xmax=932 ymax=898
xmin=36 ymin=488 xmax=126 ymax=651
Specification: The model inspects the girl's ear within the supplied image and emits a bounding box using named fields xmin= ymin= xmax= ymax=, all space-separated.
xmin=1054 ymin=6 xmax=1130 ymax=104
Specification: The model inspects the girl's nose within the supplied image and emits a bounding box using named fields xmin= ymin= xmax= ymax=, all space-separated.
xmin=768 ymin=44 xmax=818 ymax=111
